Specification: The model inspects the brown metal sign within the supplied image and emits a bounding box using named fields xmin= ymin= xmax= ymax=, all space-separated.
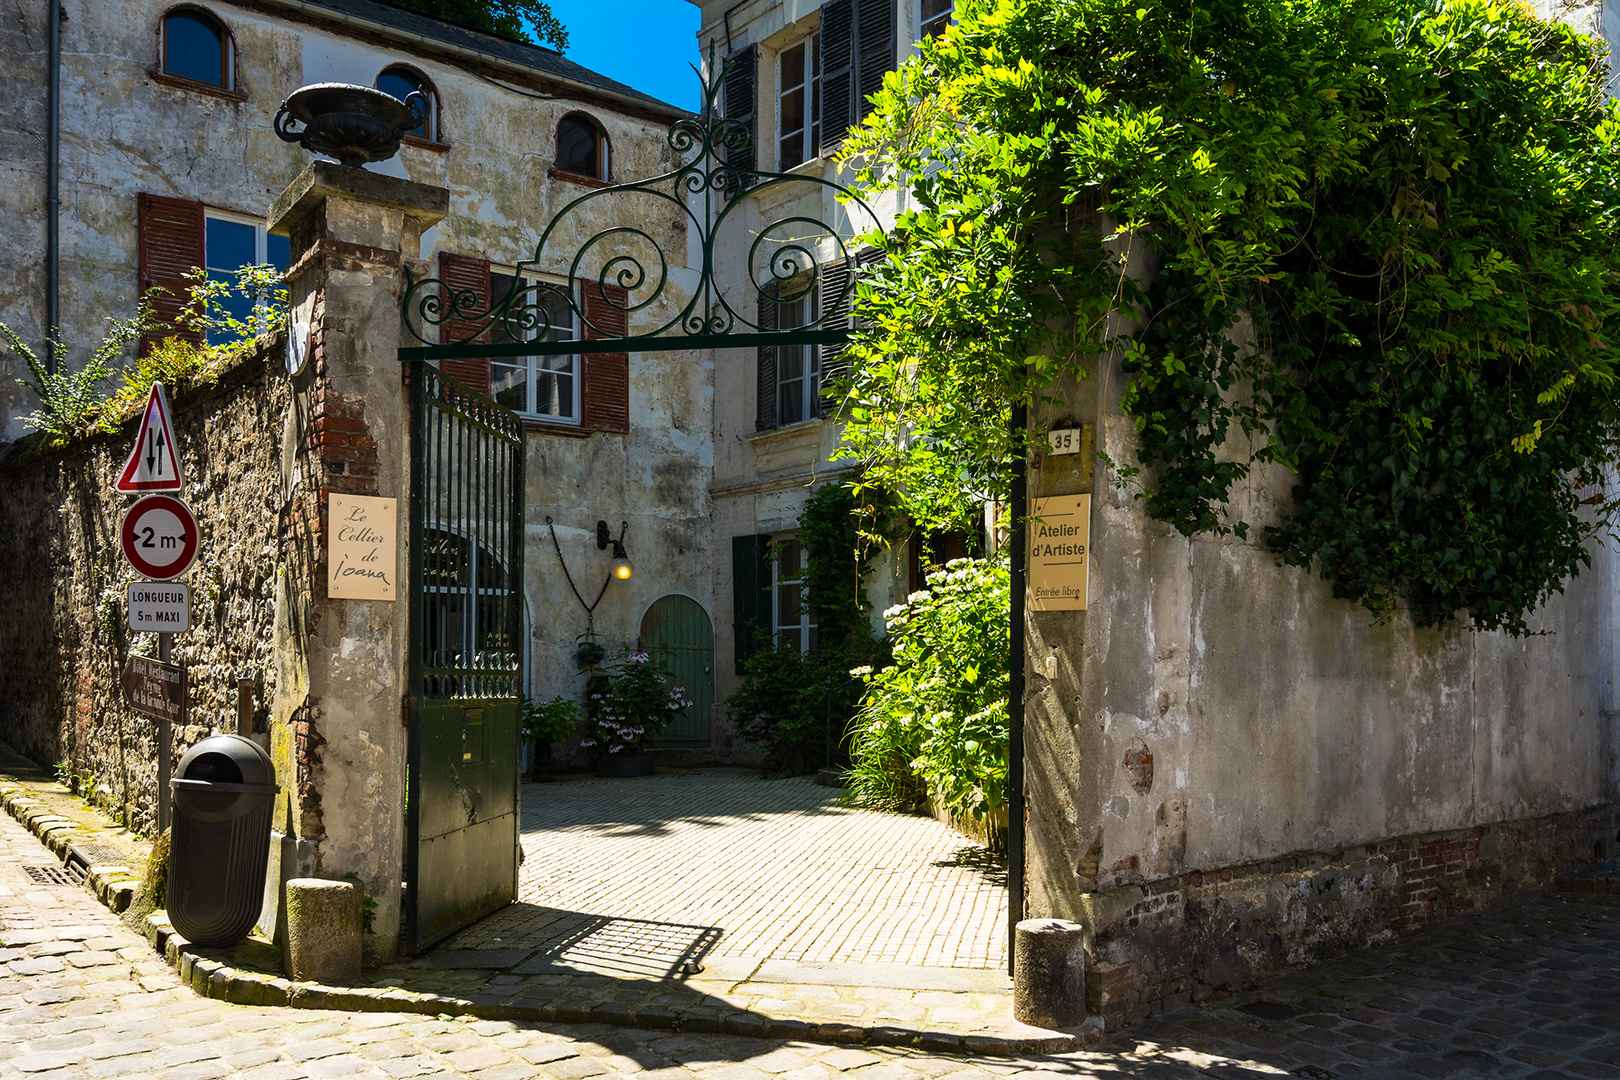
xmin=120 ymin=656 xmax=186 ymax=722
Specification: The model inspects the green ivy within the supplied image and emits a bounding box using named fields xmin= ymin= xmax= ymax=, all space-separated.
xmin=839 ymin=0 xmax=1620 ymax=635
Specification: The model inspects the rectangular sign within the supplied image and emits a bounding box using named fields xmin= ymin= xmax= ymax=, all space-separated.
xmin=120 ymin=656 xmax=186 ymax=723
xmin=127 ymin=581 xmax=190 ymax=633
xmin=1029 ymin=493 xmax=1090 ymax=611
xmin=328 ymin=494 xmax=398 ymax=601
xmin=1047 ymin=427 xmax=1083 ymax=455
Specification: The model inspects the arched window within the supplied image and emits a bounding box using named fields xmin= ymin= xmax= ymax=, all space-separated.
xmin=161 ymin=6 xmax=232 ymax=89
xmin=556 ymin=113 xmax=610 ymax=181
xmin=377 ymin=65 xmax=440 ymax=143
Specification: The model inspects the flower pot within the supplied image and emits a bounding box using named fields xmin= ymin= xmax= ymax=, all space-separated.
xmin=593 ymin=751 xmax=655 ymax=778
xmin=273 ymin=83 xmax=427 ymax=168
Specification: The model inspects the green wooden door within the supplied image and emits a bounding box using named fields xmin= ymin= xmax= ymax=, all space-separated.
xmin=639 ymin=595 xmax=714 ymax=745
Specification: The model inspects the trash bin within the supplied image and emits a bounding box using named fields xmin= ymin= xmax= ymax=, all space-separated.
xmin=168 ymin=734 xmax=278 ymax=946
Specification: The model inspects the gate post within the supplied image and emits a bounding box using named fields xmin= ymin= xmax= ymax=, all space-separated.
xmin=262 ymin=162 xmax=448 ymax=964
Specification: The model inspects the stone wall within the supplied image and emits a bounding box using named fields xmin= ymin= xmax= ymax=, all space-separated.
xmin=0 ymin=346 xmax=288 ymax=835
xmin=1024 ymin=240 xmax=1620 ymax=1027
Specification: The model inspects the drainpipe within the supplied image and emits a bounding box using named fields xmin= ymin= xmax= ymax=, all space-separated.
xmin=46 ymin=0 xmax=60 ymax=373
xmin=1007 ymin=398 xmax=1027 ymax=977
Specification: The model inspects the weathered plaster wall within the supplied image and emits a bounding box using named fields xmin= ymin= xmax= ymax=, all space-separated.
xmin=0 ymin=0 xmax=687 ymax=441
xmin=1024 ymin=242 xmax=1620 ymax=1025
xmin=0 ymin=349 xmax=287 ymax=833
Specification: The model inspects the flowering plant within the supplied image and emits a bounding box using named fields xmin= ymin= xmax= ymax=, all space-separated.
xmin=579 ymin=648 xmax=691 ymax=757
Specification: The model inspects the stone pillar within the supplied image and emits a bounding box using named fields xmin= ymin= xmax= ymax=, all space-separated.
xmin=261 ymin=162 xmax=447 ymax=965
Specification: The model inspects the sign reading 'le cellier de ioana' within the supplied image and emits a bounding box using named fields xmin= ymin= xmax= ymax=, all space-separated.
xmin=328 ymin=494 xmax=397 ymax=601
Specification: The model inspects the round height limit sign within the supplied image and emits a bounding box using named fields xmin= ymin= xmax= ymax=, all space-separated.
xmin=121 ymin=495 xmax=200 ymax=581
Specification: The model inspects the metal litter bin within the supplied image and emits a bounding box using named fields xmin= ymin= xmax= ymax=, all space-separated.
xmin=168 ymin=734 xmax=278 ymax=946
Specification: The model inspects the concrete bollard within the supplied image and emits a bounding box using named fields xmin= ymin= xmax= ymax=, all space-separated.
xmin=283 ymin=878 xmax=362 ymax=984
xmin=1013 ymin=918 xmax=1087 ymax=1028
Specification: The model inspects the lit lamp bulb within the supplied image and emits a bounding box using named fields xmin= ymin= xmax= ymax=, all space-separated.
xmin=611 ymin=545 xmax=634 ymax=580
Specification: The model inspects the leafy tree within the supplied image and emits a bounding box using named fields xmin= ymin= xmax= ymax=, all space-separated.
xmin=837 ymin=0 xmax=1620 ymax=635
xmin=382 ymin=0 xmax=568 ymax=50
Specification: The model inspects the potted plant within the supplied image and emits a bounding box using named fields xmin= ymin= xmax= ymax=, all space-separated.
xmin=521 ymin=695 xmax=583 ymax=776
xmin=580 ymin=647 xmax=690 ymax=777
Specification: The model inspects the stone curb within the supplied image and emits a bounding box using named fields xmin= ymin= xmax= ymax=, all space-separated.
xmin=0 ymin=782 xmax=1100 ymax=1056
xmin=0 ymin=784 xmax=142 ymax=912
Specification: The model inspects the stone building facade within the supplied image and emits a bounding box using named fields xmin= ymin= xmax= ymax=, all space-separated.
xmin=696 ymin=0 xmax=1620 ymax=1030
xmin=0 ymin=0 xmax=725 ymax=752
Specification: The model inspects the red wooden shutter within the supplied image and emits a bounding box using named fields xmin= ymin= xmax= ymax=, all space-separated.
xmin=581 ymin=282 xmax=629 ymax=433
xmin=438 ymin=253 xmax=492 ymax=396
xmin=137 ymin=193 xmax=204 ymax=355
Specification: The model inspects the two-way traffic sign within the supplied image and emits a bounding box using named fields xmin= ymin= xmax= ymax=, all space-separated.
xmin=115 ymin=383 xmax=184 ymax=493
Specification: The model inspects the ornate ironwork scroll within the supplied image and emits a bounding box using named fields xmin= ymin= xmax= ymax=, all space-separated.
xmin=399 ymin=44 xmax=883 ymax=359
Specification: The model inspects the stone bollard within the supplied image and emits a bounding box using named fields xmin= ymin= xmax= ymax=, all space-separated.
xmin=283 ymin=878 xmax=362 ymax=984
xmin=1013 ymin=918 xmax=1087 ymax=1028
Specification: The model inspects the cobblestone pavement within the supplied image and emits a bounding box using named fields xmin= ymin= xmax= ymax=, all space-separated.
xmin=4 ymin=789 xmax=1620 ymax=1078
xmin=447 ymin=771 xmax=1007 ymax=970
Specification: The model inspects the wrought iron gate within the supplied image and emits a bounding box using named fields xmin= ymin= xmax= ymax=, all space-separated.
xmin=404 ymin=361 xmax=526 ymax=954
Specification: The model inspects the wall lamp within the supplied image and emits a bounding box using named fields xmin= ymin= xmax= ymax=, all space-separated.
xmin=597 ymin=520 xmax=633 ymax=580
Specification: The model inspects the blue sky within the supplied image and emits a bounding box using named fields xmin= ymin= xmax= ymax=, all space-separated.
xmin=545 ymin=0 xmax=704 ymax=113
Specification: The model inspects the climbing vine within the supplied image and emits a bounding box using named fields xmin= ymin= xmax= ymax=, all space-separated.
xmin=838 ymin=0 xmax=1620 ymax=634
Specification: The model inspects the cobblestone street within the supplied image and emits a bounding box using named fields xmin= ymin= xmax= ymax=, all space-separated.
xmin=2 ymin=784 xmax=1618 ymax=1078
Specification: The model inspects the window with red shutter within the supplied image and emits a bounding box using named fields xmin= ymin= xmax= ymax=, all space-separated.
xmin=437 ymin=252 xmax=492 ymax=396
xmin=137 ymin=193 xmax=205 ymax=356
xmin=581 ymin=283 xmax=629 ymax=433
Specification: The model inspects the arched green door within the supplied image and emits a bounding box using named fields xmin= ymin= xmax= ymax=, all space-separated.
xmin=639 ymin=595 xmax=714 ymax=745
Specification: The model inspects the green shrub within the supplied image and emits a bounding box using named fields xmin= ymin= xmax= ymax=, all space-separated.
xmin=728 ymin=634 xmax=885 ymax=776
xmin=580 ymin=647 xmax=689 ymax=758
xmin=846 ymin=557 xmax=1009 ymax=819
xmin=522 ymin=695 xmax=582 ymax=747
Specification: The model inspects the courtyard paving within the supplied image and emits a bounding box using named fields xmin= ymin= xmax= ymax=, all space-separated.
xmin=446 ymin=770 xmax=1009 ymax=970
xmin=2 ymin=791 xmax=1619 ymax=1078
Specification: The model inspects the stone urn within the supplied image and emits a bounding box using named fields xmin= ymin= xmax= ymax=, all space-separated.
xmin=274 ymin=82 xmax=426 ymax=168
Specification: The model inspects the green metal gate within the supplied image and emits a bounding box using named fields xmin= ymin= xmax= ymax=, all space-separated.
xmin=404 ymin=361 xmax=525 ymax=954
xmin=639 ymin=595 xmax=714 ymax=744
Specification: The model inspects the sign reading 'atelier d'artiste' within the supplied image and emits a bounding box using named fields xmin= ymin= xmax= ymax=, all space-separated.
xmin=328 ymin=494 xmax=397 ymax=601
xmin=1029 ymin=493 xmax=1090 ymax=611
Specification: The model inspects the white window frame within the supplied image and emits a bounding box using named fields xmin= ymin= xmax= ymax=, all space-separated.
xmin=203 ymin=209 xmax=282 ymax=343
xmin=487 ymin=270 xmax=582 ymax=425
xmin=771 ymin=534 xmax=816 ymax=653
xmin=777 ymin=33 xmax=820 ymax=170
xmin=918 ymin=0 xmax=953 ymax=41
xmin=775 ymin=292 xmax=820 ymax=425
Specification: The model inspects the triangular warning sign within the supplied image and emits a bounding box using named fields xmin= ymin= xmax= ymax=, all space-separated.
xmin=115 ymin=383 xmax=184 ymax=493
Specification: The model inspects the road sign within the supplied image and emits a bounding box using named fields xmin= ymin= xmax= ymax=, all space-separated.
xmin=120 ymin=656 xmax=186 ymax=722
xmin=121 ymin=495 xmax=200 ymax=580
xmin=127 ymin=581 xmax=190 ymax=633
xmin=115 ymin=383 xmax=184 ymax=493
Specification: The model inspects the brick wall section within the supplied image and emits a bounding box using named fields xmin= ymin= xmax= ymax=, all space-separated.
xmin=0 ymin=344 xmax=289 ymax=834
xmin=1086 ymin=804 xmax=1620 ymax=1028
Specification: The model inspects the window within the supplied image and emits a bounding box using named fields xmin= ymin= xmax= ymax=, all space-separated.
xmin=778 ymin=35 xmax=821 ymax=169
xmin=488 ymin=273 xmax=580 ymax=423
xmin=162 ymin=7 xmax=232 ymax=88
xmin=775 ymin=293 xmax=819 ymax=425
xmin=204 ymin=212 xmax=290 ymax=344
xmin=377 ymin=66 xmax=440 ymax=142
xmin=772 ymin=536 xmax=817 ymax=653
xmin=556 ymin=113 xmax=610 ymax=181
xmin=920 ymin=0 xmax=953 ymax=40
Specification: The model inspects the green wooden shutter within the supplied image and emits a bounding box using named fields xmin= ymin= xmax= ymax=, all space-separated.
xmin=731 ymin=534 xmax=772 ymax=673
